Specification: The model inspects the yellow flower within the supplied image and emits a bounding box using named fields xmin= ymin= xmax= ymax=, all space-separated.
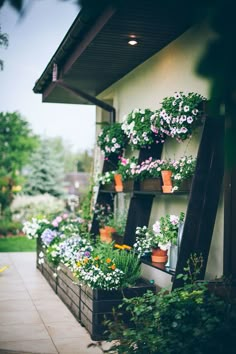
xmin=123 ymin=244 xmax=132 ymax=250
xmin=76 ymin=261 xmax=81 ymax=267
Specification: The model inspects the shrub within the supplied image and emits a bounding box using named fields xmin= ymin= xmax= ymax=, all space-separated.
xmin=10 ymin=194 xmax=65 ymax=223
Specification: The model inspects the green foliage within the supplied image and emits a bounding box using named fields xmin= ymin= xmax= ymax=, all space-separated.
xmin=46 ymin=136 xmax=93 ymax=173
xmin=112 ymin=250 xmax=141 ymax=288
xmin=0 ymin=236 xmax=36 ymax=252
xmin=24 ymin=139 xmax=65 ymax=197
xmin=104 ymin=254 xmax=236 ymax=354
xmin=107 ymin=209 xmax=128 ymax=236
xmin=0 ymin=219 xmax=22 ymax=236
xmin=0 ymin=111 xmax=38 ymax=214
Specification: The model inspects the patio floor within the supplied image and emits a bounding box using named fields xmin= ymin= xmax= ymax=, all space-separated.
xmin=0 ymin=252 xmax=107 ymax=354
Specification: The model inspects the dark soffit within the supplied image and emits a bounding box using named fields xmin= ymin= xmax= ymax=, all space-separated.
xmin=33 ymin=1 xmax=191 ymax=105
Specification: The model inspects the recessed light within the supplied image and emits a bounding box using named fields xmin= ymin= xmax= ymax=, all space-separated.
xmin=128 ymin=40 xmax=138 ymax=46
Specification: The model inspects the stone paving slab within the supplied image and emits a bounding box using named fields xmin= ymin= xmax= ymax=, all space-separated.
xmin=0 ymin=253 xmax=108 ymax=354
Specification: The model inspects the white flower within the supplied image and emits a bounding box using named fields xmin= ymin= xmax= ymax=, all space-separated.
xmin=112 ymin=138 xmax=116 ymax=143
xmin=187 ymin=117 xmax=193 ymax=124
xmin=184 ymin=105 xmax=190 ymax=112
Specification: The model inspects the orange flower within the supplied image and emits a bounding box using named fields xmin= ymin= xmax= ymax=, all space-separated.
xmin=106 ymin=258 xmax=112 ymax=263
xmin=111 ymin=264 xmax=116 ymax=270
xmin=83 ymin=257 xmax=89 ymax=263
xmin=94 ymin=256 xmax=99 ymax=260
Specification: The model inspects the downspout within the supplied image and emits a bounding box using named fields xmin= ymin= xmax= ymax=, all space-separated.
xmin=54 ymin=76 xmax=116 ymax=124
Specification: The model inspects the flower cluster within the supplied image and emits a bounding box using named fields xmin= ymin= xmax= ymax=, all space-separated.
xmin=171 ymin=156 xmax=196 ymax=191
xmin=46 ymin=235 xmax=93 ymax=269
xmin=97 ymin=170 xmax=115 ymax=186
xmin=93 ymin=203 xmax=113 ymax=228
xmin=121 ymin=108 xmax=165 ymax=149
xmin=134 ymin=212 xmax=185 ymax=256
xmin=116 ymin=156 xmax=138 ymax=181
xmin=151 ymin=92 xmax=206 ymax=142
xmin=41 ymin=228 xmax=58 ymax=246
xmin=133 ymin=226 xmax=153 ymax=258
xmin=74 ymin=255 xmax=124 ymax=290
xmin=22 ymin=217 xmax=49 ymax=239
xmin=97 ymin=122 xmax=128 ymax=157
xmin=152 ymin=212 xmax=185 ymax=249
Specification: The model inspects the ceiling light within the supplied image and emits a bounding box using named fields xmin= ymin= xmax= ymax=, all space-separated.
xmin=128 ymin=40 xmax=138 ymax=46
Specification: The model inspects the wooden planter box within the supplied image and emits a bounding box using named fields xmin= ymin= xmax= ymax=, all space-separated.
xmin=80 ymin=278 xmax=156 ymax=340
xmin=123 ymin=179 xmax=134 ymax=192
xmin=36 ymin=244 xmax=156 ymax=340
xmin=140 ymin=178 xmax=162 ymax=192
xmin=112 ymin=232 xmax=124 ymax=245
xmin=177 ymin=178 xmax=192 ymax=192
xmin=100 ymin=182 xmax=115 ymax=191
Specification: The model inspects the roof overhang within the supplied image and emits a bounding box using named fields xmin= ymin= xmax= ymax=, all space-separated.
xmin=33 ymin=0 xmax=192 ymax=105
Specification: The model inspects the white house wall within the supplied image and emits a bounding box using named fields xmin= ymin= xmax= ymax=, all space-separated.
xmin=96 ymin=22 xmax=224 ymax=283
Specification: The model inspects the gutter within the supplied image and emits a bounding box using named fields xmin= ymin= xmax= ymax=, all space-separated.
xmin=54 ymin=78 xmax=116 ymax=124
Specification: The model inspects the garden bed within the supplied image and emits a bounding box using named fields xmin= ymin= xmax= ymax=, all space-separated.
xmin=37 ymin=243 xmax=156 ymax=340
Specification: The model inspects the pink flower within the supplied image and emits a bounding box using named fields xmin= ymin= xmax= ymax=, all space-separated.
xmin=52 ymin=220 xmax=58 ymax=227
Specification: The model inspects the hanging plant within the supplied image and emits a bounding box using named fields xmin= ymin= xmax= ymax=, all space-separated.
xmin=97 ymin=122 xmax=128 ymax=157
xmin=121 ymin=108 xmax=165 ymax=150
xmin=151 ymin=92 xmax=206 ymax=142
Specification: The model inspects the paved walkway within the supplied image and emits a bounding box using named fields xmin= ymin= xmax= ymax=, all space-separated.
xmin=0 ymin=253 xmax=108 ymax=354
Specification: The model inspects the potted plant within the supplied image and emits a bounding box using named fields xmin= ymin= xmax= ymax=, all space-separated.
xmin=93 ymin=203 xmax=114 ymax=243
xmin=97 ymin=122 xmax=128 ymax=158
xmin=151 ymin=212 xmax=185 ymax=264
xmin=116 ymin=156 xmax=138 ymax=191
xmin=106 ymin=209 xmax=128 ymax=245
xmin=151 ymin=91 xmax=206 ymax=142
xmin=133 ymin=212 xmax=185 ymax=264
xmin=171 ymin=155 xmax=197 ymax=192
xmin=97 ymin=171 xmax=116 ymax=191
xmin=121 ymin=108 xmax=165 ymax=150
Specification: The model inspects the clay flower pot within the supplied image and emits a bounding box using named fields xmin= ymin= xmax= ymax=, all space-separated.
xmin=161 ymin=170 xmax=173 ymax=193
xmin=99 ymin=228 xmax=112 ymax=243
xmin=151 ymin=247 xmax=168 ymax=263
xmin=114 ymin=174 xmax=123 ymax=192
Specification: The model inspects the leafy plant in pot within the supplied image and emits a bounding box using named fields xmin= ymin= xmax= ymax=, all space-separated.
xmin=151 ymin=91 xmax=206 ymax=142
xmin=97 ymin=122 xmax=128 ymax=158
xmin=93 ymin=203 xmax=114 ymax=243
xmin=121 ymin=108 xmax=165 ymax=150
xmin=151 ymin=212 xmax=185 ymax=264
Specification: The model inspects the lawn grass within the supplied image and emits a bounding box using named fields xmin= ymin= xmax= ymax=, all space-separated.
xmin=0 ymin=236 xmax=36 ymax=252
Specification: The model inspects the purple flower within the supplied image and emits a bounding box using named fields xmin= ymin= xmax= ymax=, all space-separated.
xmin=41 ymin=228 xmax=58 ymax=246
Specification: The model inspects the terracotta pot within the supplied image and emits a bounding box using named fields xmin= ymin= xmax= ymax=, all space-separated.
xmin=105 ymin=226 xmax=116 ymax=234
xmin=161 ymin=170 xmax=173 ymax=193
xmin=99 ymin=228 xmax=112 ymax=243
xmin=151 ymin=247 xmax=168 ymax=263
xmin=140 ymin=178 xmax=162 ymax=192
xmin=114 ymin=174 xmax=123 ymax=192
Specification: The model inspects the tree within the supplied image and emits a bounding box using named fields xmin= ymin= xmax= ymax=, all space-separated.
xmin=24 ymin=139 xmax=65 ymax=197
xmin=46 ymin=136 xmax=93 ymax=173
xmin=0 ymin=111 xmax=38 ymax=215
xmin=0 ymin=25 xmax=8 ymax=70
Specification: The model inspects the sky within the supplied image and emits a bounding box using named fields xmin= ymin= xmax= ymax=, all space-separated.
xmin=0 ymin=0 xmax=96 ymax=152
